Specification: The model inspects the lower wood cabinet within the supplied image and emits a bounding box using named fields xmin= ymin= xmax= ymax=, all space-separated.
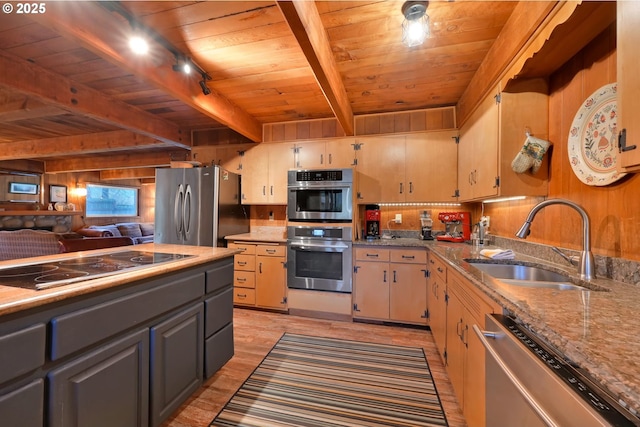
xmin=48 ymin=328 xmax=150 ymax=427
xmin=353 ymin=247 xmax=428 ymax=325
xmin=0 ymin=379 xmax=44 ymax=427
xmin=427 ymin=252 xmax=448 ymax=362
xmin=229 ymin=241 xmax=287 ymax=311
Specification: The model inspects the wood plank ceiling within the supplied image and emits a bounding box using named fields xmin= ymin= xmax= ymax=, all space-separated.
xmin=0 ymin=0 xmax=521 ymax=173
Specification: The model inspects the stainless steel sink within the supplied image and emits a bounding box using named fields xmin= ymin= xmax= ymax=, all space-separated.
xmin=466 ymin=262 xmax=587 ymax=291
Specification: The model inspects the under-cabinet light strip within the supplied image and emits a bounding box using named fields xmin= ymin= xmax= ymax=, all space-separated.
xmin=376 ymin=202 xmax=462 ymax=207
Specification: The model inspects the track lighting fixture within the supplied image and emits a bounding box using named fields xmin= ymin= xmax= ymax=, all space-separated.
xmin=129 ymin=34 xmax=149 ymax=55
xmin=199 ymin=74 xmax=212 ymax=96
xmin=172 ymin=56 xmax=192 ymax=74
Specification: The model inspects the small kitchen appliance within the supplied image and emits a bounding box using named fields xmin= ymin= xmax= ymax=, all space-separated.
xmin=363 ymin=204 xmax=381 ymax=239
xmin=436 ymin=211 xmax=471 ymax=243
xmin=420 ymin=210 xmax=434 ymax=240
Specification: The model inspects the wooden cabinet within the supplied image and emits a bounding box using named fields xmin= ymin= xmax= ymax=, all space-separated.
xmin=241 ymin=142 xmax=293 ymax=204
xmin=294 ymin=138 xmax=356 ymax=169
xmin=427 ymin=251 xmax=448 ymax=362
xmin=458 ymin=79 xmax=549 ymax=202
xmin=356 ymin=131 xmax=458 ymax=203
xmin=617 ymin=1 xmax=640 ymax=171
xmin=229 ymin=241 xmax=287 ymax=311
xmin=191 ymin=143 xmax=253 ymax=172
xmin=429 ymin=250 xmax=502 ymax=427
xmin=0 ymin=379 xmax=44 ymax=427
xmin=353 ymin=247 xmax=428 ymax=325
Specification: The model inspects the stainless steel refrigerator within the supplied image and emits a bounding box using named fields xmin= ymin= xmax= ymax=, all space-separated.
xmin=154 ymin=166 xmax=249 ymax=247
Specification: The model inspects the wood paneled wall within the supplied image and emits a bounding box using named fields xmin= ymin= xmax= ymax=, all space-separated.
xmin=484 ymin=25 xmax=640 ymax=261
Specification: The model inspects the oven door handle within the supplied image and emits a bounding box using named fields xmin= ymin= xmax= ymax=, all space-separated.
xmin=472 ymin=325 xmax=560 ymax=427
xmin=288 ymin=242 xmax=350 ymax=252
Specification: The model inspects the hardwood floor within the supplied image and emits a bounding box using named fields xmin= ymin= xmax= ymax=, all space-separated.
xmin=162 ymin=308 xmax=467 ymax=427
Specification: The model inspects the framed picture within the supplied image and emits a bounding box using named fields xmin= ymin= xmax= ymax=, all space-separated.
xmin=9 ymin=182 xmax=39 ymax=195
xmin=49 ymin=185 xmax=67 ymax=203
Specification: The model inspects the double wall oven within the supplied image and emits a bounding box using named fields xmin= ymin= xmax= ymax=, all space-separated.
xmin=287 ymin=169 xmax=354 ymax=293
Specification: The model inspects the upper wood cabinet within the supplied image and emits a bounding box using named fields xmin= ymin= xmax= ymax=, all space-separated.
xmin=355 ymin=131 xmax=458 ymax=203
xmin=191 ymin=144 xmax=253 ymax=173
xmin=617 ymin=1 xmax=640 ymax=171
xmin=294 ymin=138 xmax=356 ymax=169
xmin=241 ymin=143 xmax=294 ymax=204
xmin=458 ymin=79 xmax=549 ymax=202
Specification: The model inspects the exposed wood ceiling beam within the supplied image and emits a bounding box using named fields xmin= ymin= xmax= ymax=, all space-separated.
xmin=45 ymin=151 xmax=185 ymax=173
xmin=100 ymin=168 xmax=157 ymax=180
xmin=31 ymin=1 xmax=263 ymax=143
xmin=277 ymin=0 xmax=354 ymax=136
xmin=0 ymin=98 xmax=66 ymax=122
xmin=0 ymin=50 xmax=189 ymax=149
xmin=0 ymin=131 xmax=174 ymax=161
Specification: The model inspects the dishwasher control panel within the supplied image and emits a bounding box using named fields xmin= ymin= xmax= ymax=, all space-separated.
xmin=500 ymin=315 xmax=639 ymax=427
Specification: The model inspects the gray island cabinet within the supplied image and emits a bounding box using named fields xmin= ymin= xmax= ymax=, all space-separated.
xmin=0 ymin=246 xmax=235 ymax=427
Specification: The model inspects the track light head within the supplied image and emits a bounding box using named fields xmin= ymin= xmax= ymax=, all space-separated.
xmin=199 ymin=78 xmax=211 ymax=96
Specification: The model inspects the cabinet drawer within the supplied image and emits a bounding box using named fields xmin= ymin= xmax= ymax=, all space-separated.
xmin=50 ymin=272 xmax=204 ymax=360
xmin=234 ymin=254 xmax=255 ymax=271
xmin=0 ymin=379 xmax=44 ymax=427
xmin=205 ymin=287 xmax=233 ymax=337
xmin=233 ymin=287 xmax=256 ymax=305
xmin=204 ymin=322 xmax=234 ymax=379
xmin=234 ymin=270 xmax=255 ymax=288
xmin=228 ymin=242 xmax=256 ymax=255
xmin=390 ymin=249 xmax=426 ymax=264
xmin=428 ymin=253 xmax=447 ymax=282
xmin=256 ymin=245 xmax=285 ymax=257
xmin=355 ymin=247 xmax=390 ymax=262
xmin=205 ymin=259 xmax=234 ymax=294
xmin=0 ymin=323 xmax=46 ymax=384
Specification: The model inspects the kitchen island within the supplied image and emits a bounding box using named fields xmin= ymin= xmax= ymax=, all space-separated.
xmin=0 ymin=243 xmax=238 ymax=427
xmin=355 ymin=237 xmax=640 ymax=419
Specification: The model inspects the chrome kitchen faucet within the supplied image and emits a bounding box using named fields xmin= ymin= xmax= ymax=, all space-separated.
xmin=515 ymin=198 xmax=595 ymax=280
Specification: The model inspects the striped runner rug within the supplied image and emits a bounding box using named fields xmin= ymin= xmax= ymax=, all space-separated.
xmin=210 ymin=333 xmax=449 ymax=427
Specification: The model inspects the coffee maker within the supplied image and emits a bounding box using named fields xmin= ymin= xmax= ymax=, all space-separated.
xmin=436 ymin=212 xmax=471 ymax=243
xmin=363 ymin=204 xmax=381 ymax=239
xmin=420 ymin=210 xmax=434 ymax=240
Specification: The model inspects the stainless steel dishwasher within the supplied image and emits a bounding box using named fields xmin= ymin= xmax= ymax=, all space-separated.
xmin=474 ymin=314 xmax=639 ymax=427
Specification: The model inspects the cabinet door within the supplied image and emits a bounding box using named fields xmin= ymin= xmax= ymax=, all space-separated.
xmin=0 ymin=379 xmax=44 ymax=427
xmin=150 ymin=304 xmax=204 ymax=427
xmin=295 ymin=141 xmax=326 ymax=169
xmin=353 ymin=261 xmax=390 ymax=319
xmin=355 ymin=135 xmax=405 ymax=203
xmin=325 ymin=138 xmax=356 ymax=168
xmin=429 ymin=276 xmax=447 ymax=362
xmin=255 ymin=255 xmax=287 ymax=309
xmin=241 ymin=143 xmax=270 ymax=204
xmin=405 ymin=131 xmax=458 ymax=202
xmin=618 ymin=1 xmax=640 ymax=170
xmin=389 ymin=263 xmax=428 ymax=324
xmin=48 ymin=329 xmax=150 ymax=427
xmin=463 ymin=307 xmax=486 ymax=427
xmin=267 ymin=143 xmax=294 ymax=204
xmin=445 ymin=286 xmax=466 ymax=409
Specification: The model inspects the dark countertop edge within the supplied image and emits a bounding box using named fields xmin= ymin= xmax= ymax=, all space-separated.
xmin=0 ymin=243 xmax=239 ymax=317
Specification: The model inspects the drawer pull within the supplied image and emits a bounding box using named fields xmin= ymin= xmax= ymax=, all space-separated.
xmin=237 ymin=261 xmax=247 ymax=266
xmin=266 ymin=249 xmax=276 ymax=254
xmin=402 ymin=255 xmax=415 ymax=259
xmin=366 ymin=253 xmax=379 ymax=258
xmin=437 ymin=267 xmax=444 ymax=273
xmin=237 ymin=277 xmax=246 ymax=282
xmin=236 ymin=293 xmax=247 ymax=298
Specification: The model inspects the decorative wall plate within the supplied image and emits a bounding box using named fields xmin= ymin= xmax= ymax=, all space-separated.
xmin=568 ymin=82 xmax=626 ymax=186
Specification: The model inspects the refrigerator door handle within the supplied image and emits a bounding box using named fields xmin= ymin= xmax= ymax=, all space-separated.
xmin=174 ymin=184 xmax=185 ymax=238
xmin=183 ymin=184 xmax=193 ymax=238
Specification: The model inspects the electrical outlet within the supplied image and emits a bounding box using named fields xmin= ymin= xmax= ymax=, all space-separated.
xmin=481 ymin=215 xmax=490 ymax=228
xmin=269 ymin=211 xmax=274 ymax=221
xmin=395 ymin=213 xmax=402 ymax=224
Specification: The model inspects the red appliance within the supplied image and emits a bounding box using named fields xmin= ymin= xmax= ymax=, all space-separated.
xmin=363 ymin=205 xmax=381 ymax=239
xmin=436 ymin=211 xmax=471 ymax=243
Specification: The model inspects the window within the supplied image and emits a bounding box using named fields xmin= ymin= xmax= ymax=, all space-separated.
xmin=85 ymin=183 xmax=139 ymax=217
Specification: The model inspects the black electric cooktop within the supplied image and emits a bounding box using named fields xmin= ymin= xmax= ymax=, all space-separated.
xmin=0 ymin=250 xmax=194 ymax=291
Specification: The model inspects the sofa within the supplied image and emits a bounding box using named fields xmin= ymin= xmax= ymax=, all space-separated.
xmin=0 ymin=230 xmax=135 ymax=261
xmin=77 ymin=222 xmax=155 ymax=244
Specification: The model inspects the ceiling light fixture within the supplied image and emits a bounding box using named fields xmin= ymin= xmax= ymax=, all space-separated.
xmin=172 ymin=56 xmax=192 ymax=74
xmin=401 ymin=1 xmax=430 ymax=47
xmin=128 ymin=34 xmax=149 ymax=55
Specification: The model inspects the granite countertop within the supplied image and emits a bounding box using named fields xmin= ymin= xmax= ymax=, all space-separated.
xmin=356 ymin=237 xmax=640 ymax=417
xmin=226 ymin=227 xmax=287 ymax=243
xmin=0 ymin=243 xmax=239 ymax=317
